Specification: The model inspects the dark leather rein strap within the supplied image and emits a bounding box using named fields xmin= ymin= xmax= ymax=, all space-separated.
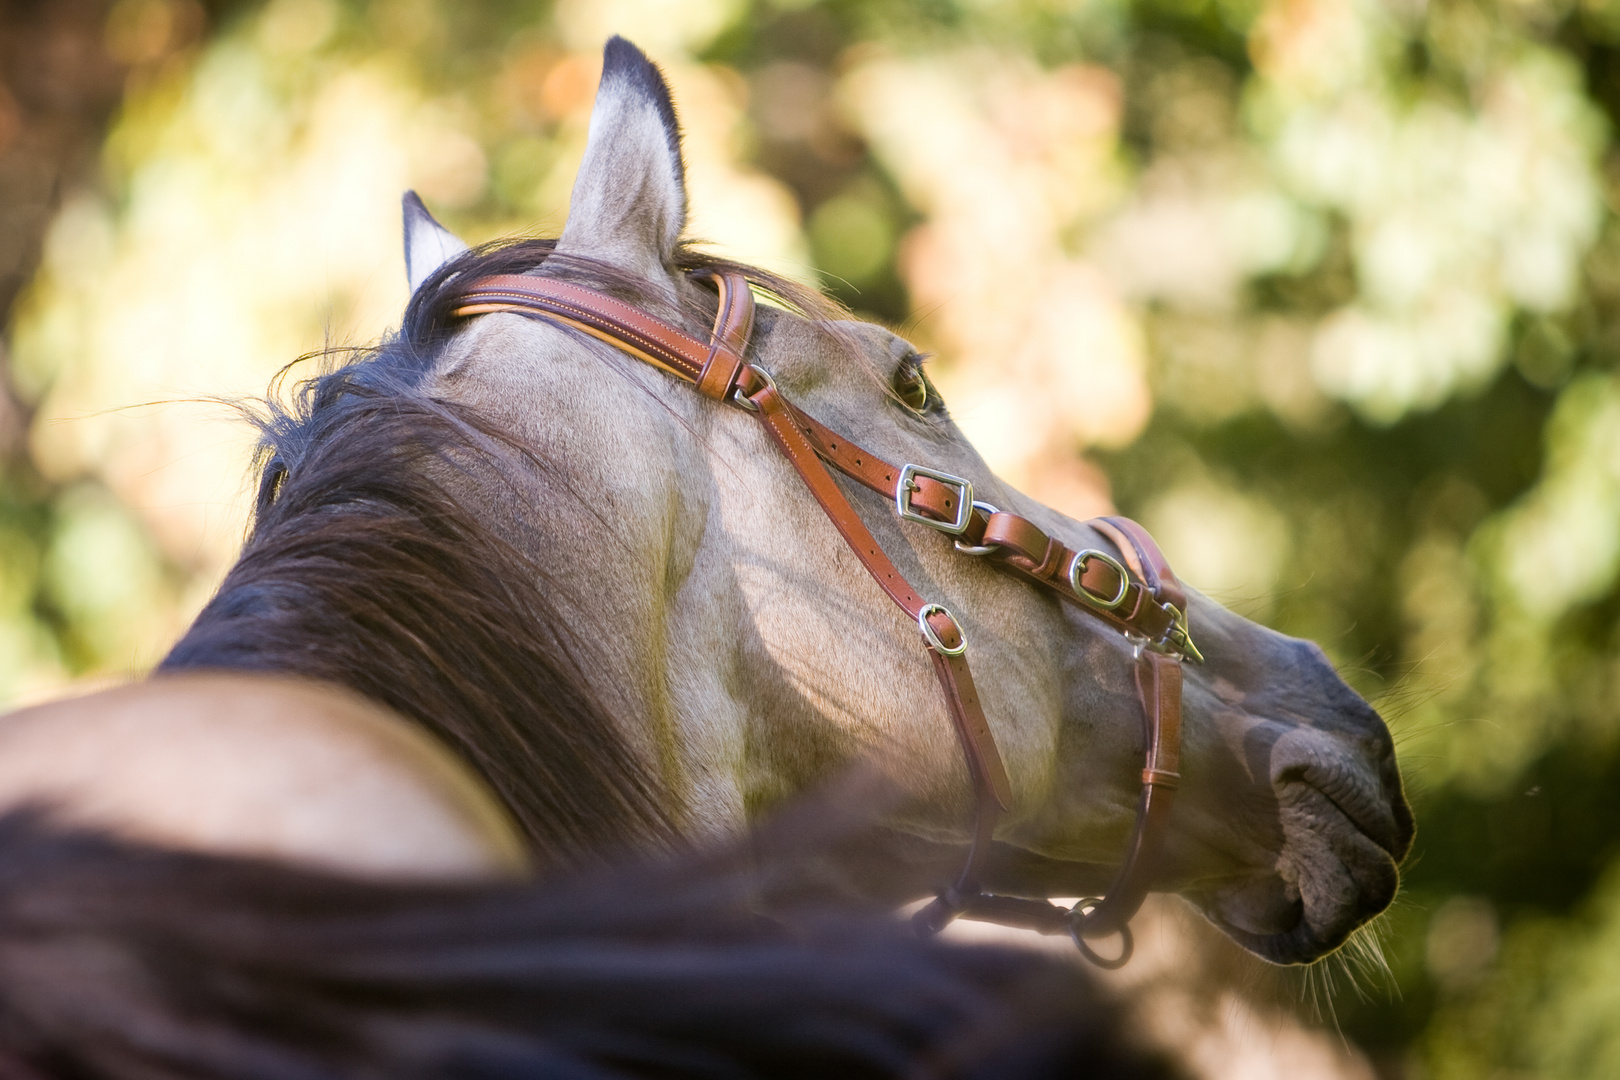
xmin=450 ymin=270 xmax=1200 ymax=967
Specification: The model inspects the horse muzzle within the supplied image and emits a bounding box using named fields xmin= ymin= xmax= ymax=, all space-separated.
xmin=1194 ymin=721 xmax=1414 ymax=965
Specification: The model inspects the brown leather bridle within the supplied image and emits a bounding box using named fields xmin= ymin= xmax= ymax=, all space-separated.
xmin=449 ymin=268 xmax=1201 ymax=968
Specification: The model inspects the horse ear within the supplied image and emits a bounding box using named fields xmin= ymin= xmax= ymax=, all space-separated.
xmin=402 ymin=190 xmax=469 ymax=297
xmin=554 ymin=36 xmax=686 ymax=287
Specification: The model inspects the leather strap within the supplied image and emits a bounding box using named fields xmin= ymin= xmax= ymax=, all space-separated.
xmin=1070 ymin=649 xmax=1181 ymax=935
xmin=455 ymin=275 xmax=713 ymax=383
xmin=692 ymin=268 xmax=754 ymax=401
xmin=743 ymin=369 xmax=1013 ymax=811
xmin=780 ymin=408 xmax=1182 ymax=645
xmin=448 ymin=270 xmax=1195 ymax=961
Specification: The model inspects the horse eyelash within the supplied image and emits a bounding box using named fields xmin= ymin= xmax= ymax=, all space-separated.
xmin=900 ymin=351 xmax=934 ymax=377
xmin=892 ymin=352 xmax=943 ymax=416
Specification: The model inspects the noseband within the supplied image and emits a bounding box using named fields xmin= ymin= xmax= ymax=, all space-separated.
xmin=450 ymin=269 xmax=1200 ymax=967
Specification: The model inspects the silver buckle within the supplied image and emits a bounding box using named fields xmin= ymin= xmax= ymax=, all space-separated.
xmin=1069 ymin=549 xmax=1130 ymax=610
xmin=917 ymin=603 xmax=968 ymax=656
xmin=896 ymin=464 xmax=973 ymax=536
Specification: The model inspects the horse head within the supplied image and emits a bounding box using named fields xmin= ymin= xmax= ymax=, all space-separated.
xmin=360 ymin=37 xmax=1410 ymax=966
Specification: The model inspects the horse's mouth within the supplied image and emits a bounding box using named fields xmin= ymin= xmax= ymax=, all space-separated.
xmin=971 ymin=745 xmax=1411 ymax=967
xmin=1186 ymin=780 xmax=1407 ymax=965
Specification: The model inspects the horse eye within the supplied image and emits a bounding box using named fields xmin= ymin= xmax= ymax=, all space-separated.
xmin=893 ymin=361 xmax=932 ymax=414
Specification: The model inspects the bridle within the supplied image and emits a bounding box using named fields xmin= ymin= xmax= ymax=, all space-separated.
xmin=449 ymin=268 xmax=1201 ymax=968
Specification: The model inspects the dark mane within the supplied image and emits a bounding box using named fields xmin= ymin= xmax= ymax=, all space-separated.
xmin=162 ymin=239 xmax=831 ymax=862
xmin=0 ymin=809 xmax=1178 ymax=1080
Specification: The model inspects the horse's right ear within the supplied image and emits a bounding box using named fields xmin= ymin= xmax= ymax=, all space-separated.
xmin=554 ymin=37 xmax=687 ymax=289
xmin=402 ymin=190 xmax=469 ymax=297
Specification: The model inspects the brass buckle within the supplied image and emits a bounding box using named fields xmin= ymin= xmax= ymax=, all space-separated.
xmin=1160 ymin=605 xmax=1204 ymax=664
xmin=896 ymin=464 xmax=973 ymax=536
xmin=1131 ymin=605 xmax=1204 ymax=665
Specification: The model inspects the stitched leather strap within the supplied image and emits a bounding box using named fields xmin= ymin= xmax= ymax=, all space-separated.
xmin=448 ymin=270 xmax=1193 ymax=959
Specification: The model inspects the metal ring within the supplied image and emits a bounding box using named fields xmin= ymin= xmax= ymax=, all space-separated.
xmin=1066 ymin=899 xmax=1135 ymax=969
xmin=1069 ymin=549 xmax=1130 ymax=610
xmin=1070 ymin=921 xmax=1134 ymax=969
xmin=728 ymin=365 xmax=775 ymax=412
xmin=953 ymin=501 xmax=1002 ymax=556
xmin=1126 ymin=631 xmax=1148 ymax=661
xmin=917 ymin=603 xmax=968 ymax=656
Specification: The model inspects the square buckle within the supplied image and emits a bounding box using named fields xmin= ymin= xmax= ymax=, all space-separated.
xmin=896 ymin=464 xmax=974 ymax=535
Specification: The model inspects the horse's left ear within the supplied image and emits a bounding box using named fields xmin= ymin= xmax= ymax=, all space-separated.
xmin=402 ymin=190 xmax=469 ymax=297
xmin=554 ymin=36 xmax=687 ymax=288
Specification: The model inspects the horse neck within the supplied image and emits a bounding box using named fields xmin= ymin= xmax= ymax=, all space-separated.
xmin=419 ymin=312 xmax=757 ymax=843
xmin=161 ymin=361 xmax=677 ymax=864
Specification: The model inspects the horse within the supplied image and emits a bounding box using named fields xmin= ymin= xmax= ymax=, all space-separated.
xmin=0 ymin=34 xmax=1410 ymax=1076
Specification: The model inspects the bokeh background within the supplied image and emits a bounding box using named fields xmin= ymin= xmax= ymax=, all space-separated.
xmin=2 ymin=0 xmax=1619 ymax=1074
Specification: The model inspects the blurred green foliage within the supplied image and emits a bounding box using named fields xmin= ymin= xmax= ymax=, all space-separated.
xmin=6 ymin=0 xmax=1620 ymax=1073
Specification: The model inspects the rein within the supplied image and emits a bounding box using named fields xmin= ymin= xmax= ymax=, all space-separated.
xmin=450 ymin=269 xmax=1201 ymax=967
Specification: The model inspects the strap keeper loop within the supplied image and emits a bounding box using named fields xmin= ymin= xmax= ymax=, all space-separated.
xmin=696 ymin=348 xmax=746 ymax=400
xmin=1141 ymin=767 xmax=1181 ymax=788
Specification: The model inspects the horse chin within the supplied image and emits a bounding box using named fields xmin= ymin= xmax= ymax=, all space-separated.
xmin=1201 ymin=909 xmax=1333 ymax=966
xmin=1190 ymin=783 xmax=1405 ymax=966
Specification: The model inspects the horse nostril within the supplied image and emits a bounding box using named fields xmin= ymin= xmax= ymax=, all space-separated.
xmin=1269 ymin=730 xmax=1408 ymax=860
